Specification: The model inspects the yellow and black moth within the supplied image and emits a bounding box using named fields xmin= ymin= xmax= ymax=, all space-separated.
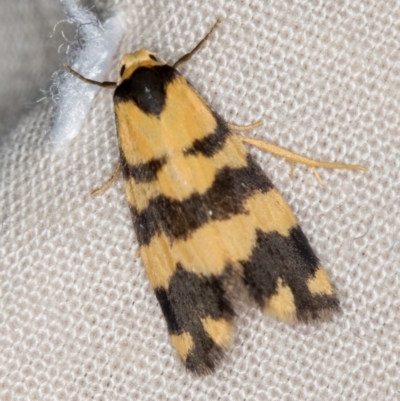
xmin=65 ymin=20 xmax=366 ymax=374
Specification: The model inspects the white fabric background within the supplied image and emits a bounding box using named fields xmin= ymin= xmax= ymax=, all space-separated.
xmin=1 ymin=0 xmax=399 ymax=400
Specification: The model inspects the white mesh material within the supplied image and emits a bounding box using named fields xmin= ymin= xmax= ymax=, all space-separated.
xmin=0 ymin=0 xmax=399 ymax=400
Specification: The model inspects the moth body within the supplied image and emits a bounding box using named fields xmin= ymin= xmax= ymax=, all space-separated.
xmin=113 ymin=49 xmax=339 ymax=374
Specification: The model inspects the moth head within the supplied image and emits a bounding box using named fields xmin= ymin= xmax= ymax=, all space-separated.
xmin=117 ymin=49 xmax=166 ymax=84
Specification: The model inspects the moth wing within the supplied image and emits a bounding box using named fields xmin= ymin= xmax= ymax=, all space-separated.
xmin=151 ymin=262 xmax=236 ymax=375
xmin=117 ymin=66 xmax=246 ymax=374
xmin=238 ymin=185 xmax=341 ymax=322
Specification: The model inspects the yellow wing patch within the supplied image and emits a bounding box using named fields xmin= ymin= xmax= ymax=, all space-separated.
xmin=307 ymin=267 xmax=334 ymax=296
xmin=201 ymin=317 xmax=235 ymax=349
xmin=265 ymin=278 xmax=297 ymax=322
xmin=170 ymin=332 xmax=195 ymax=362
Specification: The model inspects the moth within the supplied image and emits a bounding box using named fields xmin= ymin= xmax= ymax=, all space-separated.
xmin=65 ymin=19 xmax=366 ymax=374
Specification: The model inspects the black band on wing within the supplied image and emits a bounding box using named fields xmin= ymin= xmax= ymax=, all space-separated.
xmin=154 ymin=265 xmax=234 ymax=374
xmin=121 ymin=153 xmax=167 ymax=183
xmin=184 ymin=112 xmax=231 ymax=157
xmin=154 ymin=264 xmax=234 ymax=334
xmin=242 ymin=227 xmax=340 ymax=321
xmin=131 ymin=155 xmax=274 ymax=245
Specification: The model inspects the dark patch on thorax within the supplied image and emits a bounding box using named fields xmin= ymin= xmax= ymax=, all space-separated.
xmin=114 ymin=65 xmax=178 ymax=116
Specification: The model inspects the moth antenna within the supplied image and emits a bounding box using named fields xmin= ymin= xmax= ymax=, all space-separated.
xmin=173 ymin=18 xmax=222 ymax=68
xmin=63 ymin=63 xmax=117 ymax=89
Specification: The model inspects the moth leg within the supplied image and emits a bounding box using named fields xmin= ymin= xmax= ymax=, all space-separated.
xmin=228 ymin=120 xmax=263 ymax=131
xmin=63 ymin=63 xmax=117 ymax=89
xmin=173 ymin=18 xmax=222 ymax=68
xmin=90 ymin=162 xmax=122 ymax=196
xmin=237 ymin=134 xmax=367 ymax=183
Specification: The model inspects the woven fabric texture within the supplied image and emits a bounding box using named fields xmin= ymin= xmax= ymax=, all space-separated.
xmin=1 ymin=0 xmax=399 ymax=400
